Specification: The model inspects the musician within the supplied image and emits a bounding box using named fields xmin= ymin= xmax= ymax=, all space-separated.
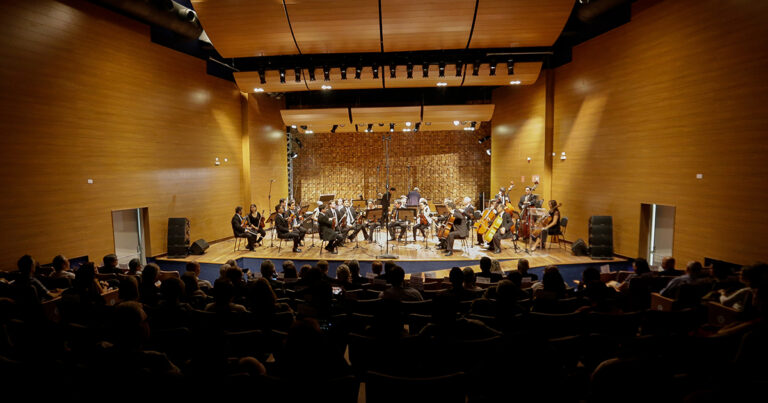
xmin=462 ymin=196 xmax=475 ymax=226
xmin=412 ymin=200 xmax=432 ymax=240
xmin=286 ymin=201 xmax=307 ymax=243
xmin=246 ymin=204 xmax=266 ymax=242
xmin=441 ymin=201 xmax=468 ymax=256
xmin=518 ymin=187 xmax=537 ymax=211
xmin=232 ymin=206 xmax=259 ymax=251
xmin=387 ymin=200 xmax=408 ymax=241
xmin=318 ymin=204 xmax=343 ymax=254
xmin=274 ymin=204 xmax=301 ymax=253
xmin=496 ymin=187 xmax=508 ymax=205
xmin=476 ymin=199 xmax=499 ymax=246
xmin=335 ymin=199 xmax=353 ymax=244
xmin=490 ymin=202 xmax=516 ymax=254
xmin=328 ymin=200 xmax=341 ymax=230
xmin=381 ymin=187 xmax=394 ymax=223
xmin=406 ymin=187 xmax=421 ymax=206
xmin=279 ymin=198 xmax=287 ymax=211
xmin=532 ymin=200 xmax=561 ymax=250
xmin=364 ymin=199 xmax=379 ymax=242
xmin=344 ymin=199 xmax=369 ymax=242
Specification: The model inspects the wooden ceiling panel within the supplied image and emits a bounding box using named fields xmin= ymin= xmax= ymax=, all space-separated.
xmin=191 ymin=0 xmax=297 ymax=58
xmin=287 ymin=0 xmax=381 ymax=54
xmin=462 ymin=61 xmax=543 ymax=86
xmin=385 ymin=64 xmax=463 ymax=88
xmin=381 ymin=0 xmax=476 ymax=52
xmin=234 ymin=69 xmax=308 ymax=93
xmin=281 ymin=108 xmax=350 ymax=127
xmin=305 ymin=67 xmax=383 ymax=91
xmin=422 ymin=104 xmax=495 ymax=123
xmin=470 ymin=0 xmax=574 ymax=48
xmin=351 ymin=106 xmax=422 ymax=125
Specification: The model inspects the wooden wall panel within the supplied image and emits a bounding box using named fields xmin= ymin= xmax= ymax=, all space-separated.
xmin=248 ymin=94 xmax=289 ymax=213
xmin=0 ymin=0 xmax=281 ymax=268
xmin=293 ymin=126 xmax=491 ymax=207
xmin=490 ymin=78 xmax=548 ymax=207
xmin=550 ymin=0 xmax=768 ymax=264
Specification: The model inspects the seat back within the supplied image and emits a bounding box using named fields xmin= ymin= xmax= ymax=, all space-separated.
xmin=365 ymin=371 xmax=466 ymax=403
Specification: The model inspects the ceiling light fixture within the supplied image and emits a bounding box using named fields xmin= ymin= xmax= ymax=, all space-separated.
xmin=257 ymin=68 xmax=266 ymax=84
xmin=471 ymin=121 xmax=477 ymax=130
xmin=489 ymin=61 xmax=496 ymax=76
xmin=254 ymin=87 xmax=264 ymax=93
xmin=390 ymin=63 xmax=396 ymax=79
xmin=372 ymin=65 xmax=379 ymax=79
xmin=422 ymin=63 xmax=429 ymax=78
xmin=486 ymin=149 xmax=491 ymax=156
xmin=367 ymin=123 xmax=373 ymax=132
xmin=279 ymin=69 xmax=286 ymax=84
xmin=323 ymin=65 xmax=330 ymax=81
xmin=406 ymin=63 xmax=413 ymax=79
xmin=472 ymin=62 xmax=480 ymax=76
xmin=389 ymin=123 xmax=395 ymax=132
xmin=453 ymin=120 xmax=460 ymax=126
xmin=405 ymin=121 xmax=411 ymax=127
xmin=509 ymin=80 xmax=521 ymax=85
xmin=455 ymin=61 xmax=463 ymax=77
xmin=438 ymin=62 xmax=445 ymax=77
xmin=305 ymin=130 xmax=314 ymax=134
xmin=507 ymin=59 xmax=514 ymax=75
xmin=291 ymin=125 xmax=297 ymax=129
xmin=321 ymin=85 xmax=332 ymax=90
xmin=436 ymin=82 xmax=448 ymax=87
xmin=295 ymin=67 xmax=301 ymax=83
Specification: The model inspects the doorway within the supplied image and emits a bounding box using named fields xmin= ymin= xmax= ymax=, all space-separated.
xmin=639 ymin=204 xmax=675 ymax=267
xmin=111 ymin=208 xmax=149 ymax=268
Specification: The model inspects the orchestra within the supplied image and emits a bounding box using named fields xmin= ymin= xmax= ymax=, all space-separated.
xmin=230 ymin=179 xmax=561 ymax=257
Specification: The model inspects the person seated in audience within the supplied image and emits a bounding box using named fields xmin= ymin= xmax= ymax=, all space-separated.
xmin=244 ymin=278 xmax=293 ymax=319
xmin=127 ymin=258 xmax=142 ymax=278
xmin=298 ymin=264 xmax=311 ymax=279
xmin=62 ymin=261 xmax=104 ymax=305
xmin=10 ymin=255 xmax=53 ymax=304
xmin=660 ymin=256 xmax=684 ymax=276
xmin=205 ymin=279 xmax=248 ymax=313
xmin=660 ymin=261 xmax=711 ymax=298
xmin=280 ymin=260 xmax=296 ymax=281
xmin=100 ymin=253 xmax=121 ymax=274
xmin=717 ymin=264 xmax=760 ymax=311
xmin=50 ymin=254 xmax=75 ymax=281
xmin=226 ymin=259 xmax=243 ymax=272
xmin=152 ymin=278 xmax=194 ymax=328
xmin=441 ymin=267 xmax=476 ymax=302
xmin=274 ymin=318 xmax=351 ymax=379
xmin=382 ymin=261 xmax=397 ymax=283
xmin=185 ymin=261 xmax=212 ymax=290
xmin=576 ymin=266 xmax=619 ymax=312
xmin=371 ymin=260 xmax=385 ymax=280
xmin=96 ymin=301 xmax=181 ymax=376
xmin=316 ymin=260 xmax=334 ymax=283
xmin=380 ymin=266 xmax=423 ymax=302
xmin=490 ymin=259 xmax=505 ymax=279
xmin=418 ymin=294 xmax=501 ymax=341
xmin=463 ymin=267 xmax=484 ymax=293
xmin=532 ymin=266 xmax=568 ymax=312
xmin=138 ymin=263 xmax=161 ymax=306
xmin=118 ymin=275 xmax=139 ymax=302
xmin=217 ymin=263 xmax=232 ymax=281
xmin=346 ymin=260 xmax=368 ymax=286
xmin=477 ymin=257 xmax=503 ymax=283
xmin=710 ymin=264 xmax=742 ymax=294
xmin=296 ymin=267 xmax=333 ymax=317
xmin=364 ymin=299 xmax=408 ymax=339
xmin=260 ymin=259 xmax=283 ymax=291
xmin=511 ymin=258 xmax=537 ymax=282
xmin=180 ymin=271 xmax=208 ymax=308
xmin=495 ymin=279 xmax=528 ymax=317
xmin=617 ymin=258 xmax=654 ymax=292
xmin=335 ymin=264 xmax=360 ymax=292
xmin=224 ymin=266 xmax=247 ymax=305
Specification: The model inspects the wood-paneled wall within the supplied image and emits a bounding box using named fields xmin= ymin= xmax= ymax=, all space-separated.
xmin=293 ymin=126 xmax=491 ymax=206
xmin=491 ymin=0 xmax=768 ymax=265
xmin=491 ymin=78 xmax=549 ymax=205
xmin=247 ymin=94 xmax=288 ymax=214
xmin=0 ymin=0 xmax=285 ymax=268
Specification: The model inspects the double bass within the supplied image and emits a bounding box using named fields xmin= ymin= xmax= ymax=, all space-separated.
xmin=518 ymin=181 xmax=539 ymax=239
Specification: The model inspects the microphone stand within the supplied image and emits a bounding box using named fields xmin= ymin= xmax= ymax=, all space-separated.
xmin=268 ymin=179 xmax=275 ymax=247
xmin=377 ymin=134 xmax=398 ymax=260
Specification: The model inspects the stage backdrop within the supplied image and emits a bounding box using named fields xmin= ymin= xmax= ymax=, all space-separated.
xmin=292 ymin=124 xmax=491 ymax=207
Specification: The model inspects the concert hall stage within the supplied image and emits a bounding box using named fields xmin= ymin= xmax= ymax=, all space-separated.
xmin=154 ymin=235 xmax=629 ymax=284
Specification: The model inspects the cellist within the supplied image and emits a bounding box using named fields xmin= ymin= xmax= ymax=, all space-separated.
xmin=439 ymin=201 xmax=468 ymax=256
xmin=475 ymin=198 xmax=499 ymax=246
xmin=412 ymin=199 xmax=432 ymax=240
xmin=532 ymin=200 xmax=561 ymax=251
xmin=489 ymin=202 xmax=516 ymax=254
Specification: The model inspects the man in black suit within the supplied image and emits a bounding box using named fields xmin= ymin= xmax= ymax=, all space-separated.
xmin=442 ymin=201 xmax=469 ymax=256
xmin=232 ymin=206 xmax=259 ymax=251
xmin=381 ymin=187 xmax=394 ymax=224
xmin=489 ymin=203 xmax=516 ymax=254
xmin=274 ymin=204 xmax=301 ymax=253
xmin=387 ymin=200 xmax=408 ymax=241
xmin=344 ymin=199 xmax=369 ymax=242
xmin=318 ymin=204 xmax=343 ymax=254
xmin=518 ymin=187 xmax=536 ymax=211
xmin=285 ymin=200 xmax=307 ymax=244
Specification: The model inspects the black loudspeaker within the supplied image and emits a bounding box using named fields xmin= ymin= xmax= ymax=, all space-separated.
xmin=588 ymin=216 xmax=613 ymax=259
xmin=572 ymin=238 xmax=589 ymax=256
xmin=189 ymin=239 xmax=209 ymax=255
xmin=167 ymin=217 xmax=190 ymax=258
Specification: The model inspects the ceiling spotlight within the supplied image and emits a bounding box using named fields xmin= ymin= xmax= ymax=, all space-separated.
xmin=507 ymin=59 xmax=514 ymax=75
xmin=414 ymin=122 xmax=421 ymax=132
xmin=509 ymin=80 xmax=521 ymax=85
xmin=405 ymin=121 xmax=411 ymax=127
xmin=367 ymin=123 xmax=373 ymax=132
xmin=321 ymin=85 xmax=332 ymax=90
xmin=436 ymin=82 xmax=448 ymax=87
xmin=389 ymin=123 xmax=395 ymax=132
xmin=455 ymin=61 xmax=463 ymax=77
xmin=308 ymin=68 xmax=316 ymax=81
xmin=438 ymin=62 xmax=445 ymax=77
xmin=257 ymin=68 xmax=266 ymax=84
xmin=355 ymin=65 xmax=362 ymax=79
xmin=472 ymin=62 xmax=480 ymax=76
xmin=422 ymin=63 xmax=429 ymax=78
xmin=471 ymin=121 xmax=477 ymax=130
xmin=289 ymin=152 xmax=298 ymax=159
xmin=489 ymin=61 xmax=496 ymax=76
xmin=300 ymin=125 xmax=308 ymax=130
xmin=390 ymin=63 xmax=397 ymax=79
xmin=254 ymin=88 xmax=264 ymax=93
xmin=453 ymin=120 xmax=460 ymax=126
xmin=463 ymin=127 xmax=474 ymax=131
xmin=305 ymin=130 xmax=314 ymax=134
xmin=477 ymin=136 xmax=490 ymax=144
xmin=378 ymin=123 xmax=384 ymax=126
xmin=340 ymin=66 xmax=347 ymax=80
xmin=486 ymin=149 xmax=491 ymax=156
xmin=295 ymin=138 xmax=303 ymax=148
xmin=291 ymin=125 xmax=297 ymax=129
xmin=372 ymin=65 xmax=379 ymax=79
xmin=295 ymin=67 xmax=301 ymax=82
xmin=323 ymin=65 xmax=330 ymax=81
xmin=406 ymin=63 xmax=413 ymax=79
xmin=424 ymin=122 xmax=431 ymax=126
xmin=331 ymin=124 xmax=338 ymax=133
xmin=279 ymin=69 xmax=286 ymax=84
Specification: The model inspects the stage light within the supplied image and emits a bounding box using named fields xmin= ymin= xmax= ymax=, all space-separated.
xmin=291 ymin=125 xmax=297 ymax=129
xmin=340 ymin=66 xmax=347 ymax=80
xmin=355 ymin=65 xmax=362 ymax=79
xmin=389 ymin=123 xmax=395 ymax=132
xmin=295 ymin=67 xmax=301 ymax=82
xmin=308 ymin=68 xmax=316 ymax=81
xmin=472 ymin=62 xmax=480 ymax=76
xmin=258 ymin=68 xmax=266 ymax=84
xmin=289 ymin=152 xmax=298 ymax=159
xmin=279 ymin=69 xmax=286 ymax=83
xmin=486 ymin=149 xmax=491 ymax=156
xmin=471 ymin=121 xmax=477 ymax=130
xmin=414 ymin=122 xmax=421 ymax=132
xmin=422 ymin=63 xmax=429 ymax=78
xmin=321 ymin=85 xmax=332 ymax=90
xmin=507 ymin=59 xmax=514 ymax=75
xmin=367 ymin=123 xmax=373 ymax=132
xmin=390 ymin=63 xmax=396 ymax=79
xmin=436 ymin=82 xmax=448 ymax=86
xmin=509 ymin=80 xmax=521 ymax=85
xmin=253 ymin=88 xmax=264 ymax=93
xmin=438 ymin=62 xmax=445 ymax=77
xmin=372 ymin=65 xmax=379 ymax=79
xmin=453 ymin=120 xmax=460 ymax=126
xmin=305 ymin=130 xmax=313 ymax=134
xmin=405 ymin=122 xmax=411 ymax=127
xmin=406 ymin=63 xmax=413 ymax=79
xmin=455 ymin=61 xmax=463 ymax=77
xmin=331 ymin=125 xmax=338 ymax=133
xmin=489 ymin=61 xmax=496 ymax=76
xmin=323 ymin=65 xmax=330 ymax=81
xmin=295 ymin=138 xmax=303 ymax=148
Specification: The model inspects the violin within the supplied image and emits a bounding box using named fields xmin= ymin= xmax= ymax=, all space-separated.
xmin=419 ymin=209 xmax=429 ymax=226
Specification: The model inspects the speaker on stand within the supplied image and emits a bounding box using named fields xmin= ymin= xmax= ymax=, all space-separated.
xmin=588 ymin=216 xmax=613 ymax=259
xmin=167 ymin=217 xmax=190 ymax=258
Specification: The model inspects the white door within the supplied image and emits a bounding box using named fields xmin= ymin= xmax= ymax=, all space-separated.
xmin=648 ymin=204 xmax=675 ymax=267
xmin=112 ymin=208 xmax=147 ymax=267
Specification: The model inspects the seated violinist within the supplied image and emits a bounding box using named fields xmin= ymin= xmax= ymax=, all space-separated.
xmin=318 ymin=204 xmax=343 ymax=254
xmin=286 ymin=200 xmax=307 ymax=244
xmin=344 ymin=199 xmax=369 ymax=242
xmin=232 ymin=206 xmax=259 ymax=251
xmin=387 ymin=200 xmax=408 ymax=241
xmin=532 ymin=200 xmax=561 ymax=250
xmin=412 ymin=199 xmax=432 ymax=240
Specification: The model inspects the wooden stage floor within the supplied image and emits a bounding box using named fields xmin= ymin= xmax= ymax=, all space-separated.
xmin=158 ymin=232 xmax=625 ymax=270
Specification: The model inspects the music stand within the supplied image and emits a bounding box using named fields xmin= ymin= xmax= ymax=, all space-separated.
xmin=396 ymin=208 xmax=417 ymax=242
xmin=527 ymin=207 xmax=548 ymax=253
xmin=352 ymin=199 xmax=366 ymax=210
xmin=367 ymin=208 xmax=383 ymax=245
xmin=319 ymin=194 xmax=335 ymax=207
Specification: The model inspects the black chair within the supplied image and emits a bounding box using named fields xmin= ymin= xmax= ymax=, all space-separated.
xmin=365 ymin=371 xmax=466 ymax=403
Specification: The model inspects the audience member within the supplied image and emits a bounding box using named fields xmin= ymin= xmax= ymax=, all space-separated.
xmin=418 ymin=294 xmax=501 ymax=341
xmin=205 ymin=279 xmax=248 ymax=313
xmin=380 ymin=266 xmax=423 ymax=301
xmin=513 ymin=258 xmax=537 ymax=282
xmin=463 ymin=267 xmax=484 ymax=293
xmin=477 ymin=257 xmax=503 ymax=282
xmin=660 ymin=256 xmax=684 ymax=276
xmin=371 ymin=260 xmax=385 ymax=280
xmin=244 ymin=278 xmax=292 ymax=318
xmin=617 ymin=258 xmax=653 ymax=292
xmin=100 ymin=253 xmax=121 ymax=274
xmin=138 ymin=263 xmax=161 ymax=306
xmin=185 ymin=261 xmax=212 ymax=290
xmin=118 ymin=275 xmax=139 ymax=302
xmin=11 ymin=255 xmax=52 ymax=303
xmin=346 ymin=260 xmax=368 ymax=286
xmin=127 ymin=258 xmax=142 ymax=277
xmin=660 ymin=261 xmax=710 ymax=298
xmin=51 ymin=254 xmax=75 ymax=280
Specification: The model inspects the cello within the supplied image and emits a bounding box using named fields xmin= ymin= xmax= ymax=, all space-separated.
xmin=482 ymin=209 xmax=505 ymax=243
xmin=436 ymin=215 xmax=455 ymax=239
